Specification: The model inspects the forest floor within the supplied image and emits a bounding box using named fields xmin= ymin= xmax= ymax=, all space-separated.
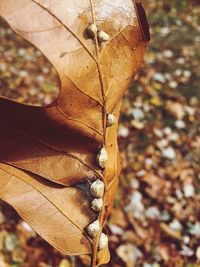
xmin=0 ymin=1 xmax=200 ymax=267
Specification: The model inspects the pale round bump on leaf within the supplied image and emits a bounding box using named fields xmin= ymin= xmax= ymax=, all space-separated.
xmin=87 ymin=220 xmax=100 ymax=238
xmin=90 ymin=179 xmax=105 ymax=198
xmin=106 ymin=114 xmax=116 ymax=127
xmin=98 ymin=233 xmax=108 ymax=250
xmin=97 ymin=147 xmax=108 ymax=169
xmin=97 ymin=30 xmax=110 ymax=42
xmin=91 ymin=198 xmax=104 ymax=212
xmin=86 ymin=23 xmax=98 ymax=38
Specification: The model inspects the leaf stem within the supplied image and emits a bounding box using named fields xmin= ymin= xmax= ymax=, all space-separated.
xmin=89 ymin=0 xmax=109 ymax=265
xmin=89 ymin=0 xmax=107 ymax=146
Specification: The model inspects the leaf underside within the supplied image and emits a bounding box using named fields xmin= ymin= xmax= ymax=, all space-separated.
xmin=0 ymin=0 xmax=148 ymax=265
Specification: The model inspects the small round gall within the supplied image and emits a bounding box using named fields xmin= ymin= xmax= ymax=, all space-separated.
xmin=98 ymin=233 xmax=108 ymax=250
xmin=86 ymin=23 xmax=98 ymax=38
xmin=87 ymin=220 xmax=100 ymax=238
xmin=106 ymin=114 xmax=116 ymax=127
xmin=97 ymin=30 xmax=110 ymax=42
xmin=91 ymin=198 xmax=104 ymax=212
xmin=90 ymin=179 xmax=105 ymax=198
xmin=97 ymin=147 xmax=108 ymax=169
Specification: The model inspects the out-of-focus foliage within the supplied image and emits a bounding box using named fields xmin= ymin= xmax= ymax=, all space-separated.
xmin=0 ymin=1 xmax=200 ymax=267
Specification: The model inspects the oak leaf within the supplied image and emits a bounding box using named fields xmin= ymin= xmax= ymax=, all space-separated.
xmin=0 ymin=0 xmax=149 ymax=265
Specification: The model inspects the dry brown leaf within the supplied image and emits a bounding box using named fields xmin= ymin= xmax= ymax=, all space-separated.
xmin=0 ymin=0 xmax=149 ymax=265
xmin=141 ymin=173 xmax=170 ymax=200
xmin=0 ymin=163 xmax=95 ymax=255
xmin=160 ymin=223 xmax=181 ymax=240
xmin=157 ymin=243 xmax=183 ymax=266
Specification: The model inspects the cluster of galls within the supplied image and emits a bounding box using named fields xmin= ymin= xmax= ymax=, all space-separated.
xmin=85 ymin=89 xmax=117 ymax=250
xmin=87 ymin=179 xmax=108 ymax=250
xmin=87 ymin=23 xmax=110 ymax=43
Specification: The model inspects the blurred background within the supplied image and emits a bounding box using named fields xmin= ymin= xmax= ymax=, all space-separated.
xmin=0 ymin=1 xmax=200 ymax=267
